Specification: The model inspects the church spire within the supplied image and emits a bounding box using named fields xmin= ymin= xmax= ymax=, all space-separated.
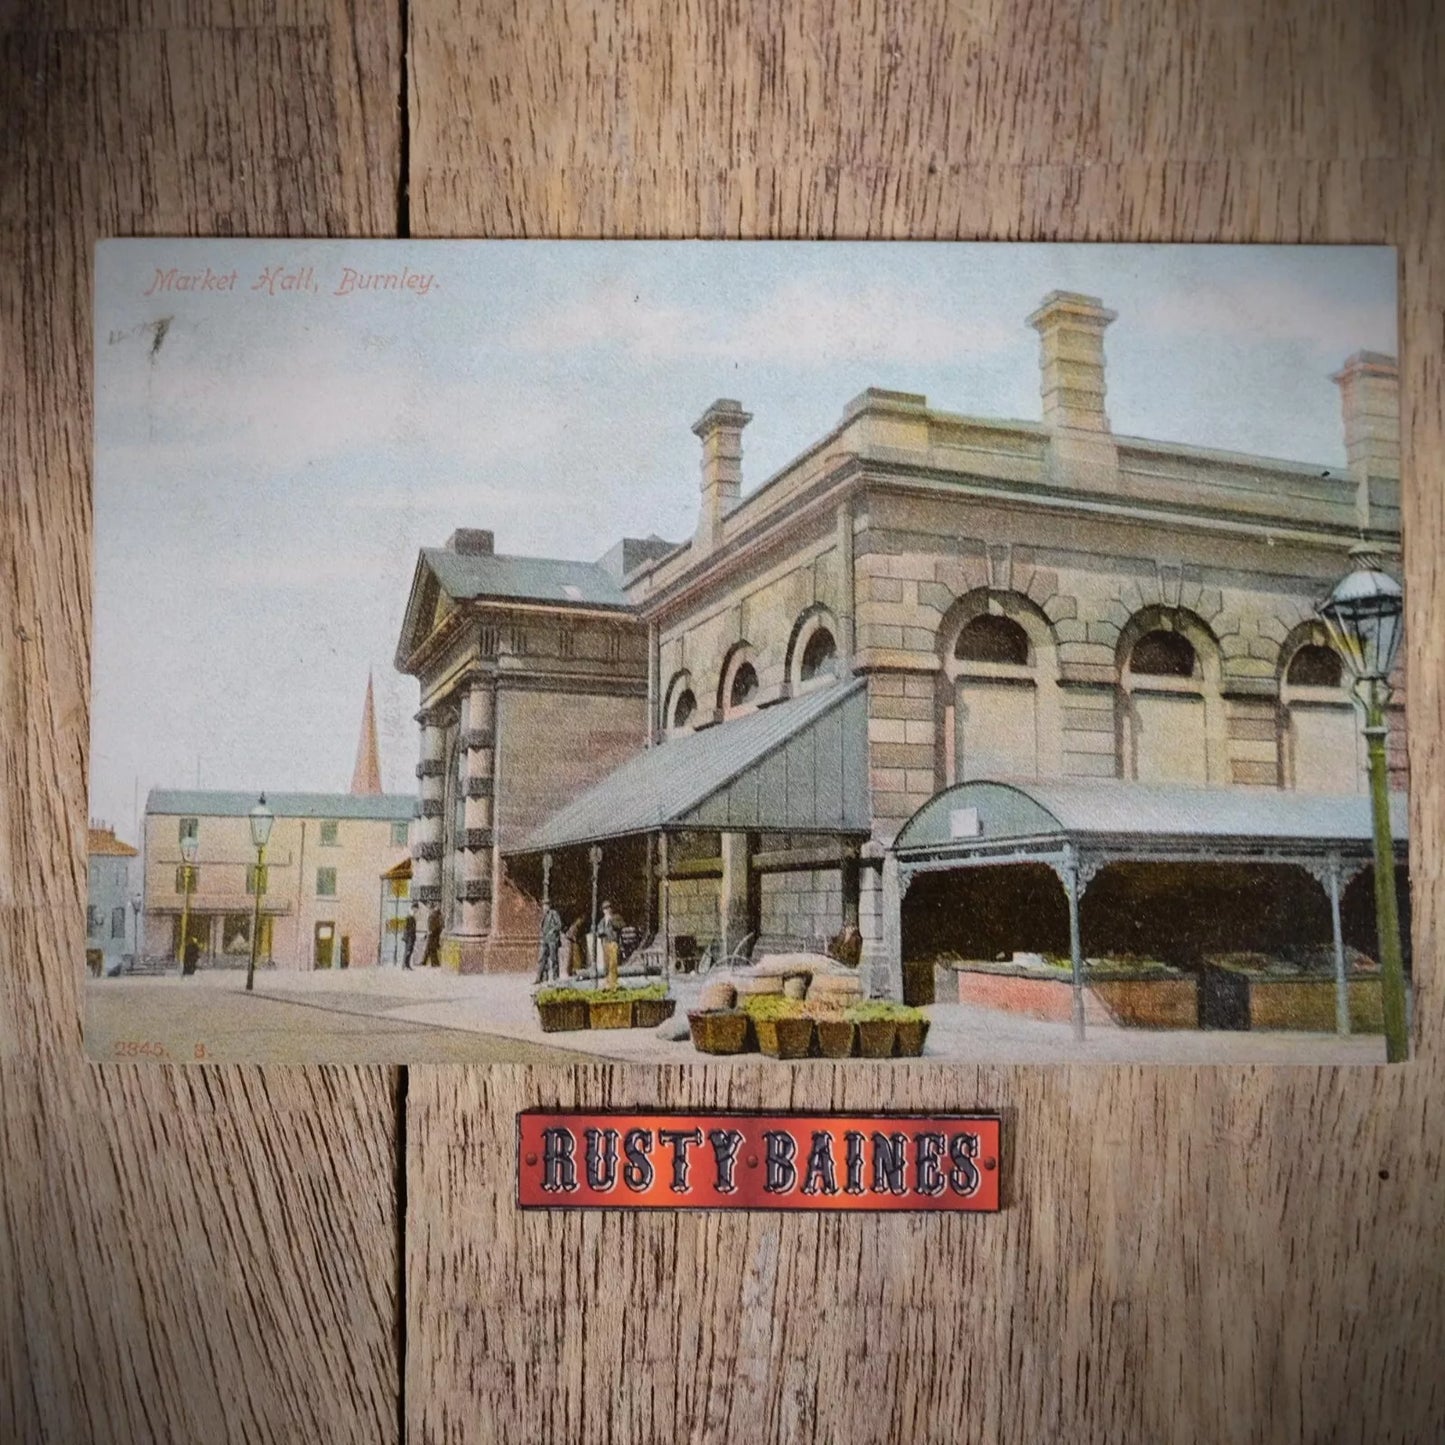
xmin=350 ymin=672 xmax=383 ymax=795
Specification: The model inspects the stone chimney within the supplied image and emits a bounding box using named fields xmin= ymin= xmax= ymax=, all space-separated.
xmin=692 ymin=399 xmax=751 ymax=553
xmin=1332 ymin=351 xmax=1400 ymax=530
xmin=446 ymin=528 xmax=494 ymax=555
xmin=1026 ymin=291 xmax=1119 ymax=486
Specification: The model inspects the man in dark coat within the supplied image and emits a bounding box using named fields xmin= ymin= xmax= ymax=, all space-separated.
xmin=182 ymin=938 xmax=200 ymax=976
xmin=421 ymin=904 xmax=443 ymax=968
xmin=401 ymin=904 xmax=418 ymax=970
xmin=535 ymin=903 xmax=564 ymax=983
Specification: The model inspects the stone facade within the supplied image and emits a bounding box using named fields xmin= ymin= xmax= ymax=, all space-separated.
xmin=397 ymin=292 xmax=1403 ymax=977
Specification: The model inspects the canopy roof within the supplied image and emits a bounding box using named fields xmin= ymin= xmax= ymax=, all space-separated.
xmin=512 ymin=679 xmax=870 ymax=854
xmin=894 ymin=779 xmax=1407 ymax=866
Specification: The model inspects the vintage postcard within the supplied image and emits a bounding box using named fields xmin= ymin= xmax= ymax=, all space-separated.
xmin=87 ymin=240 xmax=1410 ymax=1065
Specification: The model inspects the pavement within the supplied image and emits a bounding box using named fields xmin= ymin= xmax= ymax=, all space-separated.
xmin=83 ymin=964 xmax=1390 ymax=1066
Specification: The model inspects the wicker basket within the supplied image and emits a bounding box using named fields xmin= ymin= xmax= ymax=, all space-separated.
xmin=814 ymin=1018 xmax=857 ymax=1058
xmin=589 ymin=999 xmax=636 ymax=1030
xmin=855 ymin=1019 xmax=898 ymax=1059
xmin=893 ymin=1018 xmax=930 ymax=1057
xmin=535 ymin=999 xmax=589 ymax=1033
xmin=633 ymin=997 xmax=676 ymax=1029
xmin=755 ymin=1017 xmax=814 ymax=1060
xmin=688 ymin=1009 xmax=751 ymax=1055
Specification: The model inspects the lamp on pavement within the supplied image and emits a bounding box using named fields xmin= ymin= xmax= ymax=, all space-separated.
xmin=246 ymin=794 xmax=275 ymax=993
xmin=129 ymin=890 xmax=142 ymax=972
xmin=178 ymin=833 xmax=199 ymax=973
xmin=1318 ymin=546 xmax=1408 ymax=1062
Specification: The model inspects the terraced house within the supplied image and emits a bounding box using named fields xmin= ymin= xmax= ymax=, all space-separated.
xmin=394 ymin=291 xmax=1406 ymax=993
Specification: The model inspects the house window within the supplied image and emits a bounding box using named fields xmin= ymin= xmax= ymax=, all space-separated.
xmin=222 ymin=913 xmax=251 ymax=954
xmin=319 ymin=820 xmax=339 ymax=846
xmin=1287 ymin=644 xmax=1344 ymax=688
xmin=175 ymin=866 xmax=200 ymax=893
xmin=728 ymin=662 xmax=759 ymax=710
xmin=246 ymin=864 xmax=270 ymax=895
xmin=316 ymin=867 xmax=338 ymax=897
xmin=955 ymin=614 xmax=1031 ymax=666
xmin=391 ymin=821 xmax=409 ymax=846
xmin=178 ymin=817 xmax=199 ymax=844
xmin=1130 ymin=629 xmax=1198 ymax=678
xmin=800 ymin=628 xmax=838 ymax=682
xmin=87 ymin=905 xmax=100 ymax=936
xmin=111 ymin=906 xmax=126 ymax=939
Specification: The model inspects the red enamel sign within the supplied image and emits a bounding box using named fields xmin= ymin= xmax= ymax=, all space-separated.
xmin=516 ymin=1111 xmax=1002 ymax=1212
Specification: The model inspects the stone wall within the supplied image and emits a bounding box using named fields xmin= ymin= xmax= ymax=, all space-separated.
xmin=665 ymin=877 xmax=719 ymax=949
xmin=758 ymin=867 xmax=843 ymax=948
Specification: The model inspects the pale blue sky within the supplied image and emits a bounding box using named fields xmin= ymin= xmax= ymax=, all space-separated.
xmin=90 ymin=240 xmax=1397 ymax=840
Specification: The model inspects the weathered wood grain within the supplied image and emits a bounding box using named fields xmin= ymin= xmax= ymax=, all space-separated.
xmin=0 ymin=5 xmax=403 ymax=1442
xmin=406 ymin=4 xmax=1445 ymax=1443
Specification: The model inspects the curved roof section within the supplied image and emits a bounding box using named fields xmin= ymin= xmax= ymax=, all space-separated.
xmin=894 ymin=779 xmax=1408 ymax=854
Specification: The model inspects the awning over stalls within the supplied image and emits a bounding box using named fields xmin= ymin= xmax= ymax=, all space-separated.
xmin=511 ymin=678 xmax=871 ymax=855
xmin=892 ymin=778 xmax=1407 ymax=883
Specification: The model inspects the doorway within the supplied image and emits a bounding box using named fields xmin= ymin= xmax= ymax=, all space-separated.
xmin=314 ymin=921 xmax=336 ymax=969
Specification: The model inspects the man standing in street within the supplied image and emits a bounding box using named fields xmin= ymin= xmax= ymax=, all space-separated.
xmin=596 ymin=900 xmax=623 ymax=990
xmin=535 ymin=902 xmax=563 ymax=983
xmin=401 ymin=904 xmax=418 ymax=970
xmin=420 ymin=903 xmax=443 ymax=968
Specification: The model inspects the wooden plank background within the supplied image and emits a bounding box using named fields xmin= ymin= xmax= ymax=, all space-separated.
xmin=3 ymin=2 xmax=1443 ymax=1441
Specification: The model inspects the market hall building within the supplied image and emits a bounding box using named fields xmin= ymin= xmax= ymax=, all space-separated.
xmin=392 ymin=291 xmax=1406 ymax=992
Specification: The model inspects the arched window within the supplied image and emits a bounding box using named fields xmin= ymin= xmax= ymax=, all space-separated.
xmin=1118 ymin=615 xmax=1218 ymax=786
xmin=1287 ymin=644 xmax=1343 ymax=688
xmin=955 ymin=614 xmax=1030 ymax=666
xmin=1130 ymin=629 xmax=1197 ymax=678
xmin=941 ymin=594 xmax=1060 ymax=784
xmin=671 ymin=688 xmax=697 ymax=729
xmin=729 ymin=662 xmax=759 ymax=709
xmin=1281 ymin=635 xmax=1359 ymax=793
xmin=799 ymin=628 xmax=837 ymax=682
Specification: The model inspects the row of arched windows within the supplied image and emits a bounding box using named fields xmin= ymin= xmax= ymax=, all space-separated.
xmin=945 ymin=592 xmax=1358 ymax=793
xmin=662 ymin=590 xmax=1360 ymax=794
xmin=663 ymin=608 xmax=841 ymax=733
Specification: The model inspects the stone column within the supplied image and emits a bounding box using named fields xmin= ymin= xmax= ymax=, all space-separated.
xmin=412 ymin=707 xmax=446 ymax=906
xmin=457 ymin=673 xmax=496 ymax=957
xmin=718 ymin=831 xmax=751 ymax=958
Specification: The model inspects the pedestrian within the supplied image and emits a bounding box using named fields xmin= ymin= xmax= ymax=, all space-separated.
xmin=420 ymin=903 xmax=443 ymax=968
xmin=596 ymin=900 xmax=623 ymax=989
xmin=535 ymin=902 xmax=563 ymax=983
xmin=401 ymin=904 xmax=418 ymax=970
xmin=182 ymin=938 xmax=199 ymax=977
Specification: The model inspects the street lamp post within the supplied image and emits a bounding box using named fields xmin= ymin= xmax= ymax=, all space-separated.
xmin=178 ymin=834 xmax=198 ymax=973
xmin=1319 ymin=546 xmax=1408 ymax=1062
xmin=247 ymin=794 xmax=275 ymax=993
xmin=587 ymin=843 xmax=603 ymax=986
xmin=129 ymin=890 xmax=142 ymax=973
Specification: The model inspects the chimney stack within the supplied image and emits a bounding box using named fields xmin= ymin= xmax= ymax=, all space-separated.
xmin=446 ymin=528 xmax=494 ymax=556
xmin=1026 ymin=291 xmax=1119 ymax=487
xmin=692 ymin=399 xmax=751 ymax=553
xmin=1332 ymin=351 xmax=1400 ymax=530
xmin=1027 ymin=291 xmax=1117 ymax=432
